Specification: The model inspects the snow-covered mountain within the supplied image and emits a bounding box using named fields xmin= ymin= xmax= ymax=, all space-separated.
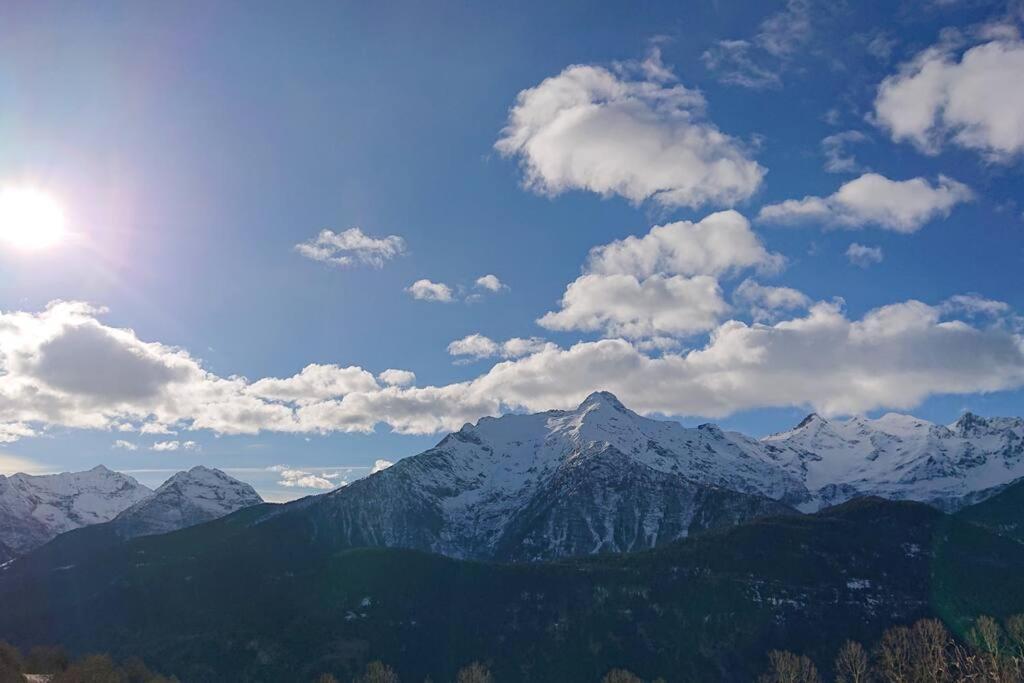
xmin=0 ymin=465 xmax=151 ymax=556
xmin=293 ymin=392 xmax=799 ymax=561
xmin=762 ymin=411 xmax=1024 ymax=510
xmin=268 ymin=392 xmax=1024 ymax=562
xmin=109 ymin=465 xmax=263 ymax=538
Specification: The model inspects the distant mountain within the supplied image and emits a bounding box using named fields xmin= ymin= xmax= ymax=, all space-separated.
xmin=241 ymin=393 xmax=1024 ymax=561
xmin=1 ymin=496 xmax=1021 ymax=682
xmin=280 ymin=391 xmax=799 ymax=561
xmin=111 ymin=465 xmax=263 ymax=539
xmin=23 ymin=466 xmax=264 ymax=563
xmin=1 ymin=465 xmax=262 ymax=561
xmin=0 ymin=465 xmax=151 ymax=557
xmin=763 ymin=411 xmax=1024 ymax=510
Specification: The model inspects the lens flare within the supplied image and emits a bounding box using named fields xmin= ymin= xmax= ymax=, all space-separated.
xmin=0 ymin=187 xmax=67 ymax=251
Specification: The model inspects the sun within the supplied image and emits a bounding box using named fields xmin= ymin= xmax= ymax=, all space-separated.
xmin=0 ymin=187 xmax=67 ymax=251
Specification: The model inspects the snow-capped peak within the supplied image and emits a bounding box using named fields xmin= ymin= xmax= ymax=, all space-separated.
xmin=0 ymin=466 xmax=152 ymax=555
xmin=111 ymin=466 xmax=263 ymax=538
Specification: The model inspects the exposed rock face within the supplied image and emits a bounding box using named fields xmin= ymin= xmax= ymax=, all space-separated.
xmin=298 ymin=392 xmax=798 ymax=561
xmin=0 ymin=465 xmax=151 ymax=556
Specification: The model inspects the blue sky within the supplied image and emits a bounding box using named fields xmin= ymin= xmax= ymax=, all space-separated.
xmin=1 ymin=0 xmax=1023 ymax=500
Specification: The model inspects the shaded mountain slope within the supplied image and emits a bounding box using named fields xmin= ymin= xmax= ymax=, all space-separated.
xmin=1 ymin=498 xmax=1021 ymax=682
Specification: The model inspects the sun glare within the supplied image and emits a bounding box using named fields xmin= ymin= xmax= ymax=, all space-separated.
xmin=0 ymin=187 xmax=67 ymax=251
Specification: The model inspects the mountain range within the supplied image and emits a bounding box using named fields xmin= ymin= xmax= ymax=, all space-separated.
xmin=0 ymin=465 xmax=261 ymax=562
xmin=1 ymin=392 xmax=1023 ymax=680
xmin=246 ymin=391 xmax=1024 ymax=561
xmin=4 ymin=392 xmax=1022 ymax=565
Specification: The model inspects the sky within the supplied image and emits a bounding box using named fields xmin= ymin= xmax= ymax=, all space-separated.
xmin=1 ymin=0 xmax=1023 ymax=501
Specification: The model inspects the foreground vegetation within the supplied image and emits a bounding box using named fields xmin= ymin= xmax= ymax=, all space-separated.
xmin=3 ymin=494 xmax=1024 ymax=680
xmin=3 ymin=613 xmax=1021 ymax=682
xmin=311 ymin=614 xmax=1024 ymax=682
xmin=0 ymin=643 xmax=175 ymax=682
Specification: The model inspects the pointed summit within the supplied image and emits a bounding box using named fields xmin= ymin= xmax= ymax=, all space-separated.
xmin=578 ymin=391 xmax=627 ymax=413
xmin=795 ymin=413 xmax=827 ymax=430
xmin=111 ymin=466 xmax=262 ymax=539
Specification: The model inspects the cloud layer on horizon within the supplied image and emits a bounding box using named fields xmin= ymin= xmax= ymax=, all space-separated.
xmin=0 ymin=295 xmax=1021 ymax=443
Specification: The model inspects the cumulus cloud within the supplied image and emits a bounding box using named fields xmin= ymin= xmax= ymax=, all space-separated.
xmin=295 ymin=227 xmax=406 ymax=268
xmin=733 ymin=279 xmax=811 ymax=322
xmin=406 ymin=279 xmax=454 ymax=303
xmin=495 ymin=51 xmax=764 ymax=209
xmin=474 ymin=275 xmax=507 ymax=292
xmin=539 ymin=273 xmax=728 ymax=339
xmin=846 ymin=243 xmax=884 ymax=268
xmin=470 ymin=299 xmax=1024 ymax=418
xmin=586 ymin=210 xmax=783 ymax=279
xmin=370 ymin=459 xmax=394 ymax=474
xmin=447 ymin=334 xmax=551 ymax=361
xmin=378 ymin=369 xmax=416 ymax=387
xmin=539 ymin=210 xmax=781 ymax=338
xmin=151 ymin=440 xmax=197 ymax=452
xmin=758 ymin=173 xmax=973 ymax=232
xmin=822 ymin=131 xmax=869 ymax=173
xmin=268 ymin=465 xmax=337 ymax=490
xmin=873 ymin=30 xmax=1024 ymax=160
xmin=1 ymin=298 xmax=1023 ymax=441
xmin=112 ymin=439 xmax=138 ymax=450
xmin=250 ymin=364 xmax=380 ymax=403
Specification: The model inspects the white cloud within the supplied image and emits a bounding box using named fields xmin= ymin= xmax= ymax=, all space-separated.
xmin=701 ymin=40 xmax=782 ymax=89
xmin=821 ymin=131 xmax=869 ymax=173
xmin=846 ymin=243 xmax=884 ymax=268
xmin=758 ymin=173 xmax=973 ymax=232
xmin=586 ymin=210 xmax=783 ymax=279
xmin=112 ymin=439 xmax=138 ymax=450
xmin=702 ymin=0 xmax=813 ymax=88
xmin=268 ymin=465 xmax=337 ymax=490
xmin=539 ymin=210 xmax=780 ymax=339
xmin=151 ymin=440 xmax=197 ymax=452
xmin=733 ymin=279 xmax=811 ymax=322
xmin=370 ymin=459 xmax=394 ymax=474
xmin=378 ymin=369 xmax=416 ymax=387
xmin=474 ymin=274 xmax=507 ymax=292
xmin=469 ymin=299 xmax=1024 ymax=418
xmin=538 ymin=273 xmax=728 ymax=339
xmin=942 ymin=294 xmax=1011 ymax=317
xmin=406 ymin=279 xmax=454 ymax=303
xmin=448 ymin=334 xmax=551 ymax=361
xmin=874 ymin=31 xmax=1024 ymax=160
xmin=250 ymin=364 xmax=380 ymax=403
xmin=295 ymin=227 xmax=406 ymax=268
xmin=1 ymin=297 xmax=1022 ymax=441
xmin=495 ymin=53 xmax=764 ymax=209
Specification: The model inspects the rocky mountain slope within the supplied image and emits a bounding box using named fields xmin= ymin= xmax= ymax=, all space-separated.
xmin=0 ymin=466 xmax=151 ymax=557
xmin=247 ymin=392 xmax=1024 ymax=561
xmin=286 ymin=391 xmax=799 ymax=561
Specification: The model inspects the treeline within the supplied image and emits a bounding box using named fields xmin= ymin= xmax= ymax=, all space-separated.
xmin=759 ymin=614 xmax=1024 ymax=683
xmin=0 ymin=642 xmax=176 ymax=683
xmin=318 ymin=614 xmax=1024 ymax=683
